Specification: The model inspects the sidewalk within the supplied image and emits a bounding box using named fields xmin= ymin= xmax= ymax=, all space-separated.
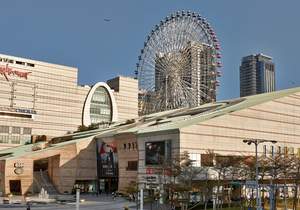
xmin=0 ymin=194 xmax=137 ymax=209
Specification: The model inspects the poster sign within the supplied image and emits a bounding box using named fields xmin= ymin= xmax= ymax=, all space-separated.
xmin=145 ymin=140 xmax=171 ymax=165
xmin=145 ymin=141 xmax=165 ymax=165
xmin=14 ymin=162 xmax=24 ymax=175
xmin=0 ymin=64 xmax=31 ymax=81
xmin=97 ymin=142 xmax=118 ymax=177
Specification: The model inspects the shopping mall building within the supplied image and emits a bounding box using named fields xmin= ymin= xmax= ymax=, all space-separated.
xmin=1 ymin=53 xmax=300 ymax=197
xmin=0 ymin=53 xmax=138 ymax=150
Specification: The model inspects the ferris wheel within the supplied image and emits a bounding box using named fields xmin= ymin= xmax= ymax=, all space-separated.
xmin=136 ymin=11 xmax=222 ymax=115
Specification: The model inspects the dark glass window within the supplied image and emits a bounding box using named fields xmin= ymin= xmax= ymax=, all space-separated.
xmin=127 ymin=161 xmax=138 ymax=171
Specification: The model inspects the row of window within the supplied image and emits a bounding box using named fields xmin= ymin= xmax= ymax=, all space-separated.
xmin=190 ymin=145 xmax=300 ymax=168
xmin=262 ymin=145 xmax=299 ymax=156
xmin=89 ymin=86 xmax=112 ymax=125
xmin=0 ymin=126 xmax=31 ymax=135
xmin=123 ymin=142 xmax=138 ymax=151
xmin=0 ymin=134 xmax=31 ymax=144
xmin=0 ymin=57 xmax=35 ymax=67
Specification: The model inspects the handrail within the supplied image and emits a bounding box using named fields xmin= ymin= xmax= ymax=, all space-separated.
xmin=33 ymin=171 xmax=43 ymax=191
xmin=188 ymin=201 xmax=203 ymax=210
xmin=39 ymin=169 xmax=58 ymax=194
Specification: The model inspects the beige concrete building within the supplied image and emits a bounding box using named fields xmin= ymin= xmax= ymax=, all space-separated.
xmin=1 ymin=84 xmax=300 ymax=196
xmin=0 ymin=134 xmax=97 ymax=195
xmin=0 ymin=53 xmax=89 ymax=147
xmin=0 ymin=54 xmax=138 ymax=150
xmin=107 ymin=76 xmax=138 ymax=121
xmin=136 ymin=88 xmax=300 ymax=187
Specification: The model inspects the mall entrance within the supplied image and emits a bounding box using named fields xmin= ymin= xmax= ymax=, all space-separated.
xmin=33 ymin=157 xmax=49 ymax=172
xmin=9 ymin=180 xmax=21 ymax=195
xmin=99 ymin=178 xmax=118 ymax=194
xmin=73 ymin=180 xmax=97 ymax=194
xmin=32 ymin=155 xmax=59 ymax=194
xmin=97 ymin=141 xmax=119 ymax=194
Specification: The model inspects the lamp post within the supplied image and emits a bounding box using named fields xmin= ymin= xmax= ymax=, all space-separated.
xmin=243 ymin=139 xmax=277 ymax=210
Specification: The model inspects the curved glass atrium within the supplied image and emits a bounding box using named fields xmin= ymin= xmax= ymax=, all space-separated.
xmin=90 ymin=86 xmax=112 ymax=124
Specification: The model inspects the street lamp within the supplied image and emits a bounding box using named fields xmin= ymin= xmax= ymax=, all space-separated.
xmin=243 ymin=139 xmax=277 ymax=210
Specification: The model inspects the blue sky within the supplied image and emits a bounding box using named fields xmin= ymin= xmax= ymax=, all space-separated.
xmin=0 ymin=0 xmax=299 ymax=100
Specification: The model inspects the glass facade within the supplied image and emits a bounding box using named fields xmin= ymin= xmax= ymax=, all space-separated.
xmin=240 ymin=54 xmax=275 ymax=97
xmin=89 ymin=86 xmax=112 ymax=124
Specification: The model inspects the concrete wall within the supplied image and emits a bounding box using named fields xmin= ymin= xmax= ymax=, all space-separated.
xmin=137 ymin=131 xmax=180 ymax=186
xmin=0 ymin=160 xmax=5 ymax=195
xmin=107 ymin=76 xmax=138 ymax=121
xmin=180 ymin=93 xmax=300 ymax=165
xmin=0 ymin=53 xmax=90 ymax=150
xmin=2 ymin=136 xmax=96 ymax=195
xmin=115 ymin=133 xmax=138 ymax=193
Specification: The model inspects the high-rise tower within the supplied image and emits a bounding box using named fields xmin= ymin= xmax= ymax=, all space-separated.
xmin=240 ymin=53 xmax=275 ymax=97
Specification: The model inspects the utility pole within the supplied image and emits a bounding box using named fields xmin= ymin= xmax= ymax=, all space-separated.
xmin=254 ymin=141 xmax=261 ymax=210
xmin=269 ymin=145 xmax=275 ymax=210
xmin=243 ymin=139 xmax=277 ymax=210
xmin=76 ymin=188 xmax=80 ymax=210
xmin=140 ymin=188 xmax=144 ymax=210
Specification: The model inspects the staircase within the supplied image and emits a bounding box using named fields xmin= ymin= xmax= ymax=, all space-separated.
xmin=33 ymin=170 xmax=58 ymax=195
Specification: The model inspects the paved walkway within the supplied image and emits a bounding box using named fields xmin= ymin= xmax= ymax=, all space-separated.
xmin=0 ymin=194 xmax=136 ymax=209
xmin=0 ymin=194 xmax=172 ymax=209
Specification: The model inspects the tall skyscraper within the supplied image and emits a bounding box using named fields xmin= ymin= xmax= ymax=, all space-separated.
xmin=240 ymin=53 xmax=275 ymax=97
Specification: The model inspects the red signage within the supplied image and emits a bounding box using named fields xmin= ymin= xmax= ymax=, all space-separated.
xmin=146 ymin=167 xmax=172 ymax=176
xmin=146 ymin=167 xmax=154 ymax=175
xmin=0 ymin=64 xmax=31 ymax=81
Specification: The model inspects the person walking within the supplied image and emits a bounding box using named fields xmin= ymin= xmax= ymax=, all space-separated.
xmin=26 ymin=202 xmax=31 ymax=210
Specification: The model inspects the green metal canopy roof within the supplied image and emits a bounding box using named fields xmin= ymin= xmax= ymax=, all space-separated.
xmin=0 ymin=87 xmax=299 ymax=160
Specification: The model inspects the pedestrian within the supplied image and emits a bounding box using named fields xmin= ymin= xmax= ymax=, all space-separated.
xmin=112 ymin=191 xmax=116 ymax=200
xmin=26 ymin=202 xmax=31 ymax=210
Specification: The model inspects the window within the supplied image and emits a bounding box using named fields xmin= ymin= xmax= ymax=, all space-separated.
xmin=12 ymin=127 xmax=21 ymax=134
xmin=277 ymin=146 xmax=281 ymax=154
xmin=0 ymin=126 xmax=9 ymax=133
xmin=190 ymin=153 xmax=201 ymax=167
xmin=15 ymin=61 xmax=25 ymax=65
xmin=23 ymin=128 xmax=32 ymax=135
xmin=89 ymin=86 xmax=112 ymax=124
xmin=0 ymin=135 xmax=9 ymax=143
xmin=270 ymin=145 xmax=275 ymax=157
xmin=126 ymin=161 xmax=138 ymax=171
xmin=289 ymin=147 xmax=294 ymax=155
xmin=263 ymin=145 xmax=267 ymax=157
xmin=26 ymin=63 xmax=35 ymax=67
xmin=11 ymin=136 xmax=20 ymax=144
xmin=284 ymin=147 xmax=288 ymax=155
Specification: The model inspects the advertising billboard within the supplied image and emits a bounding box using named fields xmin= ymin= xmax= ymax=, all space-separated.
xmin=97 ymin=142 xmax=118 ymax=177
xmin=145 ymin=140 xmax=171 ymax=165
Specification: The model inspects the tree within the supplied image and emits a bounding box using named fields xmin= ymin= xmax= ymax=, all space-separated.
xmin=205 ymin=150 xmax=243 ymax=210
xmin=124 ymin=181 xmax=138 ymax=201
xmin=154 ymin=151 xmax=208 ymax=210
xmin=288 ymin=155 xmax=300 ymax=210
